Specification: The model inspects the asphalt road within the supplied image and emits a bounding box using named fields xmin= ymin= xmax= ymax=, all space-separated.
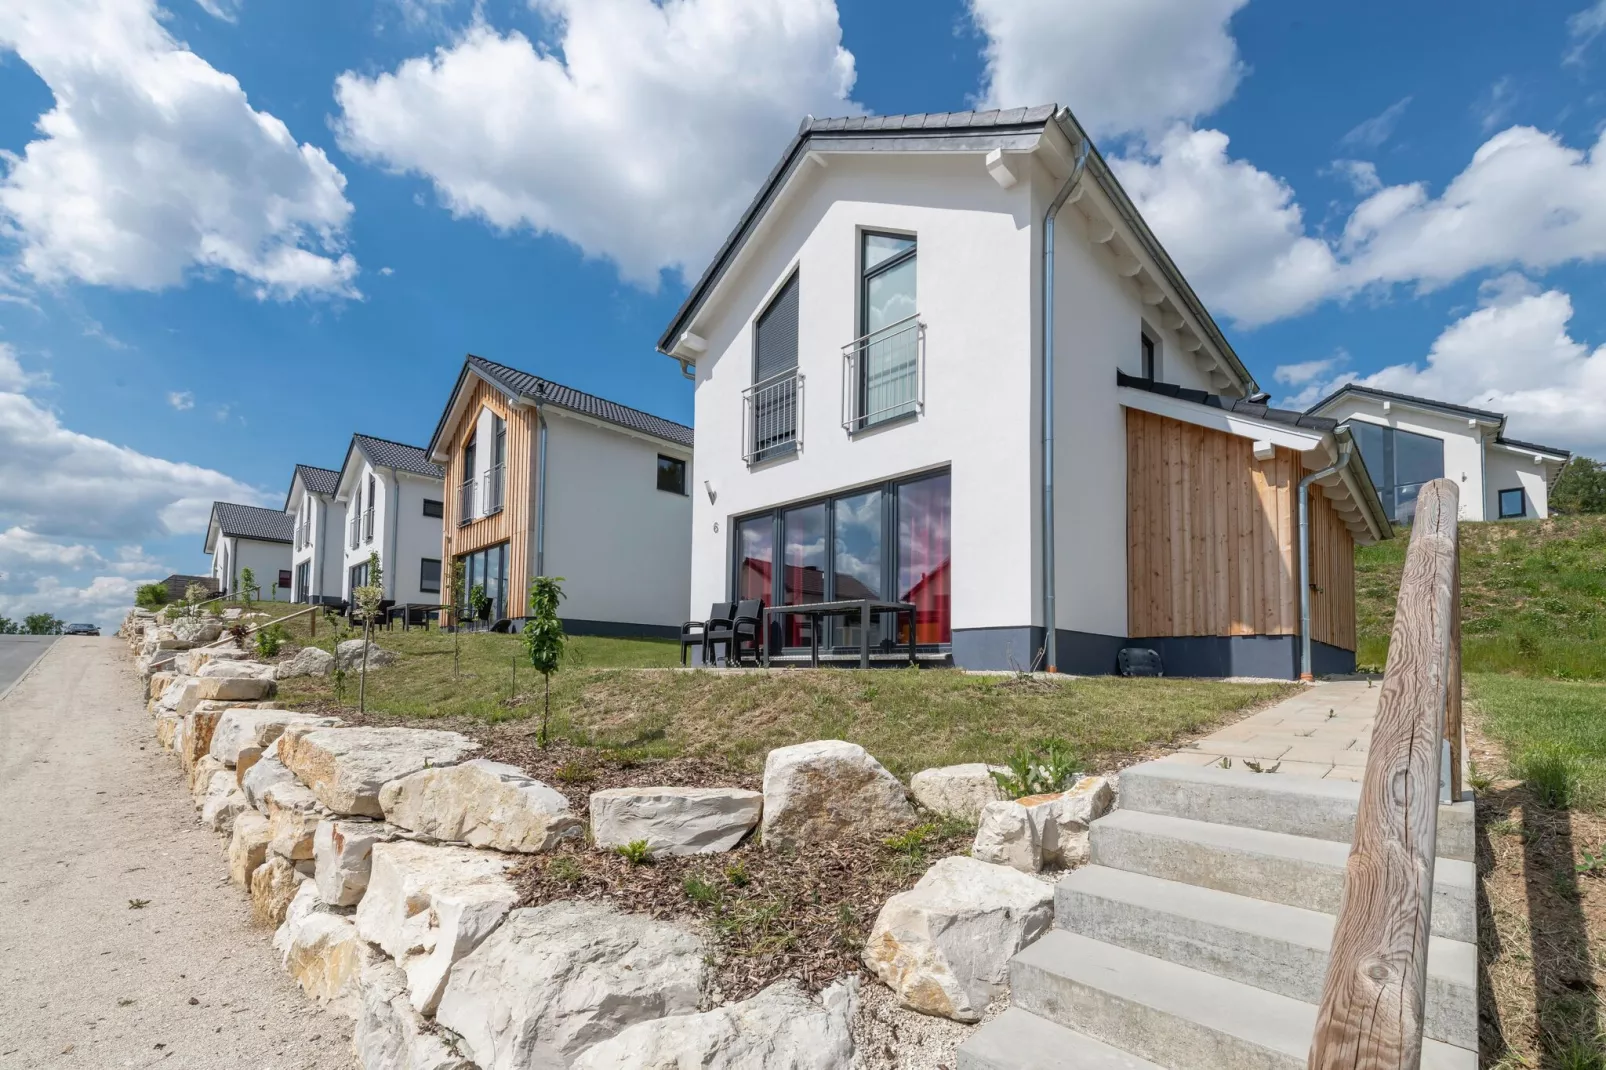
xmin=0 ymin=637 xmax=353 ymax=1069
xmin=0 ymin=635 xmax=55 ymax=696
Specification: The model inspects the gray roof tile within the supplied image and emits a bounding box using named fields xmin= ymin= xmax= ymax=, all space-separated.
xmin=211 ymin=502 xmax=294 ymax=544
xmin=1118 ymin=372 xmax=1338 ymax=431
xmin=464 ymin=355 xmax=695 ymax=449
xmin=353 ymin=434 xmax=444 ymax=479
xmin=294 ymin=464 xmax=341 ymax=498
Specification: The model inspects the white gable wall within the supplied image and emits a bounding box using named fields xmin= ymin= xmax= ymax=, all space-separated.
xmin=1485 ymin=447 xmax=1554 ymax=519
xmin=1316 ymin=396 xmax=1493 ymax=521
xmin=228 ymin=537 xmax=292 ymax=600
xmin=391 ymin=473 xmax=446 ymax=604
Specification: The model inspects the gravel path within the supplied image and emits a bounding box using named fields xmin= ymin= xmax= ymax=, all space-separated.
xmin=0 ymin=638 xmax=353 ymax=1069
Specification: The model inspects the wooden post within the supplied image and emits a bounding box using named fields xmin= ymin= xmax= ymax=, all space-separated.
xmin=1308 ymin=479 xmax=1459 ymax=1070
xmin=1445 ymin=529 xmax=1463 ymax=802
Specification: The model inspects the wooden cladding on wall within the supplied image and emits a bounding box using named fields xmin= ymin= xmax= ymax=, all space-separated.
xmin=440 ymin=377 xmax=537 ymax=610
xmin=1126 ymin=408 xmax=1356 ymax=650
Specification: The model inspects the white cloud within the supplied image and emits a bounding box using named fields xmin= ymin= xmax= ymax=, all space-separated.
xmin=0 ymin=344 xmax=49 ymax=392
xmin=1475 ymin=77 xmax=1517 ymax=133
xmin=0 ymin=574 xmax=145 ymax=630
xmin=969 ymin=0 xmax=1248 ymax=137
xmin=1274 ymin=354 xmax=1347 ymax=389
xmin=193 ymin=0 xmax=241 ymax=23
xmin=167 ymin=390 xmax=195 ymax=411
xmin=1565 ymin=1 xmax=1606 ymax=65
xmin=334 ymin=0 xmax=860 ymax=288
xmin=1327 ymin=159 xmax=1382 ymax=194
xmin=0 ymin=0 xmax=358 ymax=300
xmin=1340 ymin=96 xmax=1411 ymax=150
xmin=378 ymin=266 xmax=395 ymax=276
xmin=0 ymin=526 xmax=103 ymax=568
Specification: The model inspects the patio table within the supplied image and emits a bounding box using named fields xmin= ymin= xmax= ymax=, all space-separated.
xmin=762 ymin=599 xmax=918 ymax=669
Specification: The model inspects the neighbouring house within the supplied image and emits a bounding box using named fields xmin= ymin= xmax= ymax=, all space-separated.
xmin=1305 ymin=384 xmax=1571 ymax=524
xmin=285 ymin=464 xmax=345 ymax=605
xmin=157 ymin=573 xmax=217 ymax=603
xmin=334 ymin=435 xmax=446 ymax=608
xmin=204 ymin=502 xmax=295 ymax=601
xmin=425 ymin=354 xmax=694 ymax=634
xmin=658 ymin=105 xmax=1392 ymax=678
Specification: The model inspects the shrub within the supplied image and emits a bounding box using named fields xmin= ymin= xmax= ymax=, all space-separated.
xmin=255 ymin=623 xmax=288 ymax=659
xmin=616 ymin=839 xmax=653 ymax=865
xmin=1517 ymin=749 xmax=1579 ymax=809
xmin=991 ymin=738 xmax=1081 ymax=798
xmin=682 ymin=874 xmax=721 ymax=905
xmin=135 ymin=582 xmax=169 ymax=609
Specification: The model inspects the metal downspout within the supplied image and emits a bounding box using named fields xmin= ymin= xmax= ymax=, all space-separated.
xmin=1041 ymin=125 xmax=1091 ymax=674
xmin=1299 ymin=437 xmax=1353 ymax=681
xmin=385 ymin=470 xmax=401 ymax=601
xmin=535 ymin=408 xmax=549 ymax=578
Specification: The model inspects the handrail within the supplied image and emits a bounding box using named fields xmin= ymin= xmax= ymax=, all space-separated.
xmin=841 ymin=314 xmax=924 ymax=432
xmin=741 ymin=369 xmax=804 ymax=465
xmin=1308 ymin=478 xmax=1461 ymax=1069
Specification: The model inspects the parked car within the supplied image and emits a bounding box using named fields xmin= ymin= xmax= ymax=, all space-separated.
xmin=63 ymin=622 xmax=99 ymax=636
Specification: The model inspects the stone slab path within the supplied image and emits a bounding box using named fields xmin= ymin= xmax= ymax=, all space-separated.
xmin=0 ymin=638 xmax=353 ymax=1069
xmin=1157 ymin=679 xmax=1382 ymax=781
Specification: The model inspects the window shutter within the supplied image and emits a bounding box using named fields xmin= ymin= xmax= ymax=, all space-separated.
xmin=754 ymin=273 xmax=799 ymax=383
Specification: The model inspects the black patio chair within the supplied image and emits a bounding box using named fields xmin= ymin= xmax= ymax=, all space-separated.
xmin=704 ymin=599 xmax=764 ymax=666
xmin=680 ymin=602 xmax=733 ymax=666
xmin=490 ymin=618 xmax=514 ymax=634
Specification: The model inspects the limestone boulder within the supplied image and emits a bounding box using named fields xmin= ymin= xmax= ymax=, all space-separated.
xmin=270 ymin=804 xmax=331 ymax=862
xmin=572 ymin=978 xmax=858 ymax=1070
xmin=910 ymin=764 xmax=1006 ymax=823
xmin=189 ymin=754 xmax=228 ymax=800
xmin=274 ymin=883 xmax=376 ymax=1017
xmin=183 ymin=646 xmax=249 ymax=674
xmin=1023 ymin=776 xmax=1114 ymax=867
xmin=379 ymin=760 xmax=581 ymax=854
xmin=209 ymin=709 xmax=341 ymax=768
xmin=336 ymin=639 xmax=398 ymax=671
xmin=197 ymin=659 xmax=277 ymax=681
xmin=192 ymin=675 xmax=275 ymax=703
xmin=154 ymin=712 xmax=181 ymax=751
xmin=971 ymin=800 xmax=1040 ymax=872
xmin=278 ymin=726 xmax=480 ymax=818
xmin=242 ymin=754 xmax=298 ymax=812
xmin=354 ymin=961 xmax=475 ymax=1070
xmin=228 ymin=811 xmax=273 ymax=887
xmin=251 ymin=854 xmax=304 ymax=926
xmin=589 ymin=786 xmax=762 ymax=858
xmin=171 ymin=616 xmax=223 ymax=644
xmin=863 ymin=855 xmax=1054 ymax=1022
xmin=156 ymin=676 xmax=197 ymax=713
xmin=314 ymin=819 xmax=401 ymax=907
xmin=354 ymin=842 xmax=518 ymax=1014
xmin=276 ymin=645 xmax=336 ymax=679
xmin=197 ymin=769 xmax=248 ymax=832
xmin=761 ymin=740 xmax=914 ymax=850
xmin=147 ymin=671 xmax=177 ymax=703
xmin=436 ymin=900 xmax=707 ymax=1070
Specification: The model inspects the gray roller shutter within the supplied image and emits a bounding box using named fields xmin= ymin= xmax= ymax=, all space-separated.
xmin=754 ymin=273 xmax=799 ymax=383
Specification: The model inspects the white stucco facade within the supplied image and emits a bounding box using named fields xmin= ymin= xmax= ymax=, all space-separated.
xmin=1309 ymin=390 xmax=1569 ymax=522
xmin=335 ymin=438 xmax=445 ymax=607
xmin=287 ymin=468 xmax=346 ymax=604
xmin=210 ymin=536 xmax=292 ymax=601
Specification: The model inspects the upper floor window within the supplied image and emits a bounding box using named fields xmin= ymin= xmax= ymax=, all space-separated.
xmin=657 ymin=455 xmax=687 ymax=495
xmin=1498 ymin=488 xmax=1527 ymax=519
xmin=745 ymin=271 xmax=802 ymax=465
xmin=423 ymin=499 xmax=444 ymax=519
xmin=1141 ymin=332 xmax=1157 ymax=380
xmin=1350 ymin=421 xmax=1444 ymax=526
xmin=848 ymin=232 xmax=920 ymax=431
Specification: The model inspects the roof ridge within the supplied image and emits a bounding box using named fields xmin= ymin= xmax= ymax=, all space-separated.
xmin=352 ymin=432 xmax=431 ymax=452
xmin=468 ymin=353 xmax=693 ymax=434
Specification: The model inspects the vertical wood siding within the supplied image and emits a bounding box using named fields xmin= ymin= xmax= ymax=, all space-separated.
xmin=1126 ymin=408 xmax=1357 ymax=650
xmin=438 ymin=378 xmax=537 ymax=616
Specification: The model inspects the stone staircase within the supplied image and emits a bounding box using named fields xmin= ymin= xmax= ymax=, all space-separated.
xmin=956 ymin=760 xmax=1479 ymax=1070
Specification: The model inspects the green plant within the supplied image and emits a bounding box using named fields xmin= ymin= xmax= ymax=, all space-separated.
xmin=353 ymin=551 xmax=385 ymax=714
xmin=23 ymin=612 xmax=63 ymax=635
xmin=0 ymin=616 xmax=16 ymax=635
xmin=883 ymin=822 xmax=939 ymax=858
xmin=547 ymin=855 xmax=583 ymax=885
xmin=184 ymin=582 xmax=210 ymax=607
xmin=683 ymin=874 xmax=721 ymax=905
xmin=523 ymin=575 xmax=568 ymax=747
xmin=723 ymin=859 xmax=751 ymax=887
xmin=469 ymin=582 xmax=491 ymax=623
xmin=1577 ymin=843 xmax=1606 ymax=877
xmin=255 ymin=622 xmax=288 ymax=659
xmin=1468 ymin=761 xmax=1493 ymax=792
xmin=1516 ymin=749 xmax=1579 ymax=809
xmin=239 ymin=567 xmax=256 ymax=606
xmin=990 ymin=739 xmax=1081 ymax=798
xmin=1243 ymin=759 xmax=1281 ymax=774
xmin=269 ymin=582 xmax=278 ymax=602
xmin=135 ymin=582 xmax=169 ymax=609
xmin=162 ymin=605 xmax=181 ymax=621
xmin=833 ymin=901 xmax=863 ymax=952
xmin=552 ymin=761 xmax=594 ymax=785
xmin=616 ymin=839 xmax=653 ymax=865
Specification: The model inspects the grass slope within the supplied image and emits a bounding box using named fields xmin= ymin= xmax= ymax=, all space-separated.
xmin=1356 ymin=514 xmax=1606 ymax=678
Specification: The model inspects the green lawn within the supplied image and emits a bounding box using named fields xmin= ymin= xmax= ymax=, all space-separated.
xmin=1356 ymin=514 xmax=1606 ymax=678
xmin=272 ymin=627 xmax=1295 ymax=777
xmin=1470 ymin=673 xmax=1606 ymax=812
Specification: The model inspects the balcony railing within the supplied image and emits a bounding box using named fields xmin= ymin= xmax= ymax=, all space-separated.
xmin=842 ymin=314 xmax=923 ymax=433
xmin=742 ymin=369 xmax=804 ymax=466
xmin=486 ymin=463 xmax=505 ymax=515
xmin=458 ymin=479 xmax=476 ymax=526
xmin=363 ymin=507 xmax=374 ymax=543
xmin=348 ymin=511 xmax=361 ymax=550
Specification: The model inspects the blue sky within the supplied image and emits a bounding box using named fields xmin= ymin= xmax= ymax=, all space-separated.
xmin=2 ymin=0 xmax=1605 ymax=626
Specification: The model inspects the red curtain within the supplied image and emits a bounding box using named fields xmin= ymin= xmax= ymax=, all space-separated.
xmin=898 ymin=473 xmax=951 ymax=645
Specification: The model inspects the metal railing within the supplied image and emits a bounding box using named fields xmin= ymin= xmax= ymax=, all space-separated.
xmin=363 ymin=507 xmax=374 ymax=543
xmin=487 ymin=463 xmax=505 ymax=514
xmin=742 ymin=369 xmax=804 ymax=466
xmin=458 ymin=479 xmax=476 ymax=526
xmin=348 ymin=511 xmax=361 ymax=550
xmin=1308 ymin=478 xmax=1461 ymax=1069
xmin=842 ymin=314 xmax=923 ymax=433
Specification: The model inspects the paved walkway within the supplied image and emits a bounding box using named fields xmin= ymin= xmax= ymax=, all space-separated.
xmin=0 ymin=635 xmax=55 ymax=695
xmin=0 ymin=638 xmax=352 ymax=1069
xmin=1158 ymin=679 xmax=1381 ymax=781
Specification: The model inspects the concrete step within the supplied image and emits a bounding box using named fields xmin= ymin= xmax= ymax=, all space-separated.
xmin=1010 ymin=930 xmax=1478 ymax=1070
xmin=956 ymin=1007 xmax=1165 ymax=1070
xmin=1118 ymin=760 xmax=1475 ymax=862
xmin=1054 ymin=865 xmax=1478 ymax=1049
xmin=1089 ymin=809 xmax=1475 ymax=942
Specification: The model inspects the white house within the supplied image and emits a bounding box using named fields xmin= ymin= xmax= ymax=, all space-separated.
xmin=285 ymin=464 xmax=345 ymax=605
xmin=1305 ymin=385 xmax=1571 ymax=523
xmin=658 ymin=106 xmax=1391 ymax=678
xmin=424 ymin=354 xmax=694 ymax=635
xmin=204 ymin=502 xmax=295 ymax=601
xmin=334 ymin=435 xmax=446 ymax=607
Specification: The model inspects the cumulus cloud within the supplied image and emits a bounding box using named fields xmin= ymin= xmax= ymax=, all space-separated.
xmin=334 ymin=0 xmax=860 ymax=288
xmin=0 ymin=574 xmax=146 ymax=630
xmin=969 ymin=0 xmax=1248 ymax=137
xmin=167 ymin=390 xmax=195 ymax=411
xmin=0 ymin=0 xmax=358 ymax=299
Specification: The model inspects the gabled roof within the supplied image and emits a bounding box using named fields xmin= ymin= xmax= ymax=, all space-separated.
xmin=349 ymin=434 xmax=444 ymax=479
xmin=1492 ymin=435 xmax=1572 ymax=460
xmin=1305 ymin=383 xmax=1505 ymax=424
xmin=208 ymin=502 xmax=294 ymax=547
xmin=284 ymin=464 xmax=341 ymax=510
xmin=1119 ymin=373 xmax=1337 ymax=432
xmin=655 ymin=104 xmax=1258 ymax=396
xmin=426 ymin=354 xmax=695 ymax=458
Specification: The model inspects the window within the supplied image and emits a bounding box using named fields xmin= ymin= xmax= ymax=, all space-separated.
xmin=853 ymin=232 xmax=919 ymax=429
xmin=488 ymin=415 xmax=507 ymax=513
xmin=1499 ymin=488 xmax=1527 ymax=519
xmin=748 ymin=272 xmax=801 ymax=462
xmin=1140 ymin=332 xmax=1157 ymax=380
xmin=457 ymin=542 xmax=509 ymax=621
xmin=277 ymin=569 xmax=292 ymax=591
xmin=1349 ymin=421 xmax=1445 ymax=525
xmin=731 ymin=469 xmax=952 ymax=652
xmin=348 ymin=561 xmax=368 ymax=595
xmin=656 ymin=455 xmax=687 ymax=495
xmin=423 ymin=499 xmax=444 ymax=518
xmin=420 ymin=558 xmax=442 ymax=593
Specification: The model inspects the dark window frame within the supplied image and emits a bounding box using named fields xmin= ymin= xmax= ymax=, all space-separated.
xmin=1498 ymin=487 xmax=1527 ymax=519
xmin=853 ymin=230 xmax=919 ymax=431
xmin=749 ymin=269 xmax=802 ymax=464
xmin=277 ymin=569 xmax=292 ymax=591
xmin=420 ymin=557 xmax=442 ymax=594
xmin=728 ymin=466 xmax=952 ymax=653
xmin=1140 ymin=330 xmax=1158 ymax=380
xmin=422 ymin=498 xmax=444 ymax=518
xmin=1349 ymin=420 xmax=1445 ymax=525
xmin=656 ymin=454 xmax=688 ymax=495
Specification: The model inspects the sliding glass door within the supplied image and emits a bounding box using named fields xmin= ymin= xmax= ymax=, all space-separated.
xmin=457 ymin=541 xmax=509 ymax=623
